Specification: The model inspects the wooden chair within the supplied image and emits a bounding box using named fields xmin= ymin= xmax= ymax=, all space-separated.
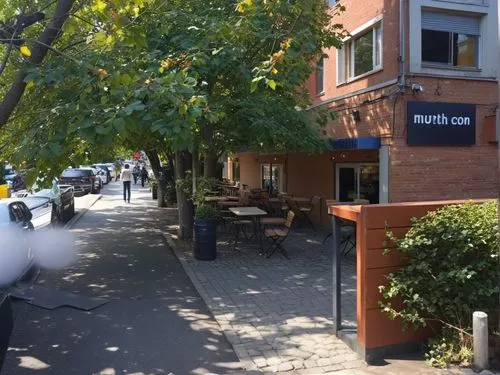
xmin=279 ymin=193 xmax=292 ymax=217
xmin=296 ymin=196 xmax=321 ymax=231
xmin=264 ymin=211 xmax=295 ymax=259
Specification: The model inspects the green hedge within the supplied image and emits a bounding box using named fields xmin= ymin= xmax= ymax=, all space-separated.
xmin=379 ymin=201 xmax=499 ymax=367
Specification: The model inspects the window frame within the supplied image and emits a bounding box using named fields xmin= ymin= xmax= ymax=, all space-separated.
xmin=421 ymin=30 xmax=481 ymax=71
xmin=336 ymin=15 xmax=384 ymax=86
xmin=420 ymin=10 xmax=482 ymax=72
xmin=316 ymin=57 xmax=325 ymax=96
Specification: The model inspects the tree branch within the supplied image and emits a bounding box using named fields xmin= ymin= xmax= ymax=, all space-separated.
xmin=0 ymin=0 xmax=76 ymax=128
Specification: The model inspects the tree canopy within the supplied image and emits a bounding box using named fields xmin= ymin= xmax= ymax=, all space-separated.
xmin=0 ymin=0 xmax=346 ymax=183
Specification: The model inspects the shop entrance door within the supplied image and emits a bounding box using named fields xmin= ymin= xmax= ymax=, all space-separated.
xmin=335 ymin=163 xmax=379 ymax=203
xmin=261 ymin=164 xmax=283 ymax=197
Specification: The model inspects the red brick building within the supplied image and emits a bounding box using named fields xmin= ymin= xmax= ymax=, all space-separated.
xmin=228 ymin=0 xmax=498 ymax=224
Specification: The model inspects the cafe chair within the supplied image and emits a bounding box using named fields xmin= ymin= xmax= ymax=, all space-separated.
xmin=232 ymin=218 xmax=253 ymax=250
xmin=296 ymin=196 xmax=321 ymax=231
xmin=264 ymin=211 xmax=295 ymax=259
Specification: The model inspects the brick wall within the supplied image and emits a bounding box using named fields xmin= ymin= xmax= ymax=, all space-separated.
xmin=390 ymin=78 xmax=498 ymax=202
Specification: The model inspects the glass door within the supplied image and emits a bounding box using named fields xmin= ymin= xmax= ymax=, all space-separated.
xmin=336 ymin=163 xmax=379 ymax=203
xmin=261 ymin=164 xmax=283 ymax=196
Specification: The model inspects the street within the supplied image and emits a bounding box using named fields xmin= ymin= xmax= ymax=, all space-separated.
xmin=2 ymin=181 xmax=242 ymax=375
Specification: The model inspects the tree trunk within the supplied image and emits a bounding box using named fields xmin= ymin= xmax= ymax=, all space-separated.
xmin=192 ymin=144 xmax=198 ymax=196
xmin=203 ymin=152 xmax=218 ymax=178
xmin=145 ymin=149 xmax=166 ymax=208
xmin=175 ymin=151 xmax=193 ymax=240
xmin=0 ymin=0 xmax=76 ymax=127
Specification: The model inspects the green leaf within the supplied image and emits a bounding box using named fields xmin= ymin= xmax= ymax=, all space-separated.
xmin=267 ymin=79 xmax=277 ymax=90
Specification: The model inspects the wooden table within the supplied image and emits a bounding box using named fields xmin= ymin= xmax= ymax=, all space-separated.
xmin=204 ymin=196 xmax=228 ymax=203
xmin=218 ymin=200 xmax=243 ymax=207
xmin=229 ymin=207 xmax=268 ymax=253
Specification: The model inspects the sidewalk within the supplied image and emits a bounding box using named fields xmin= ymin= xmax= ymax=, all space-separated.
xmin=3 ymin=182 xmax=242 ymax=375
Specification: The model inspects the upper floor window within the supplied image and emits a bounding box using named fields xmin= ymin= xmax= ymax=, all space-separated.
xmin=316 ymin=57 xmax=324 ymax=95
xmin=421 ymin=11 xmax=481 ymax=69
xmin=350 ymin=26 xmax=382 ymax=77
xmin=337 ymin=17 xmax=383 ymax=85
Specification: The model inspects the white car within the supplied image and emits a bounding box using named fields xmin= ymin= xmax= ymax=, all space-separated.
xmin=105 ymin=163 xmax=117 ymax=179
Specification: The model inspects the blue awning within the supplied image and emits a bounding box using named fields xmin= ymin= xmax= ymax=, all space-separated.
xmin=329 ymin=137 xmax=381 ymax=150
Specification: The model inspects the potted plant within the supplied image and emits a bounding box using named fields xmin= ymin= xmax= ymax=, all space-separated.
xmin=150 ymin=178 xmax=158 ymax=199
xmin=193 ymin=204 xmax=219 ymax=261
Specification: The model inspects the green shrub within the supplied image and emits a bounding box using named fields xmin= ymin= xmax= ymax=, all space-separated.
xmin=195 ymin=204 xmax=219 ymax=220
xmin=379 ymin=201 xmax=499 ymax=367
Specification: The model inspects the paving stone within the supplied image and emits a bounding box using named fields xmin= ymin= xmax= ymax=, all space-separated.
xmin=291 ymin=360 xmax=305 ymax=370
xmin=252 ymin=357 xmax=267 ymax=368
xmin=342 ymin=360 xmax=365 ymax=370
xmin=317 ymin=358 xmax=333 ymax=366
xmin=276 ymin=362 xmax=294 ymax=372
xmin=266 ymin=356 xmax=281 ymax=366
xmin=304 ymin=359 xmax=318 ymax=368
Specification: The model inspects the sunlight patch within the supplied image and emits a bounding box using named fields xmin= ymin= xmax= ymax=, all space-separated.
xmin=17 ymin=356 xmax=50 ymax=370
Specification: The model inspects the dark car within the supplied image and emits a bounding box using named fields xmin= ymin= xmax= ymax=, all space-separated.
xmin=60 ymin=168 xmax=100 ymax=196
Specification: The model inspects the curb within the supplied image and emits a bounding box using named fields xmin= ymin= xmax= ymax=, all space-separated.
xmin=161 ymin=231 xmax=259 ymax=374
xmin=64 ymin=194 xmax=102 ymax=230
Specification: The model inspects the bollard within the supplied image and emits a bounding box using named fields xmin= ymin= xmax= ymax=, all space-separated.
xmin=473 ymin=311 xmax=489 ymax=370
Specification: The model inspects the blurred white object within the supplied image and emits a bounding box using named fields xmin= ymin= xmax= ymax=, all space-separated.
xmin=29 ymin=229 xmax=76 ymax=270
xmin=0 ymin=228 xmax=31 ymax=287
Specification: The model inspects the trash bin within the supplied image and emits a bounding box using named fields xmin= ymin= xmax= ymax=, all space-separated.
xmin=0 ymin=184 xmax=10 ymax=199
xmin=193 ymin=219 xmax=217 ymax=260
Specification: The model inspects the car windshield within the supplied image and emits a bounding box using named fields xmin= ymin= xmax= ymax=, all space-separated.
xmin=62 ymin=169 xmax=90 ymax=177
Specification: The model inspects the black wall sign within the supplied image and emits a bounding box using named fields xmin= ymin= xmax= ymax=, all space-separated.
xmin=407 ymin=101 xmax=476 ymax=146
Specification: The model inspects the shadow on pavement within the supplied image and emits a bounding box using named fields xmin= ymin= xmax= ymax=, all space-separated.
xmin=2 ymin=183 xmax=242 ymax=375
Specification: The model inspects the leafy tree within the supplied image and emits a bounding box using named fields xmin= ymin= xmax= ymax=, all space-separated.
xmin=1 ymin=0 xmax=347 ymax=238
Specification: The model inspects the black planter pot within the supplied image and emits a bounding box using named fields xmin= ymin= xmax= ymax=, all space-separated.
xmin=152 ymin=187 xmax=158 ymax=200
xmin=193 ymin=219 xmax=217 ymax=261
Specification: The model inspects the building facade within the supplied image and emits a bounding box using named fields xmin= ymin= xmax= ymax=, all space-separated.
xmin=231 ymin=0 xmax=499 ymax=224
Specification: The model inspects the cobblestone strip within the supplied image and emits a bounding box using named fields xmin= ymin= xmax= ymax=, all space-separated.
xmin=163 ymin=232 xmax=364 ymax=374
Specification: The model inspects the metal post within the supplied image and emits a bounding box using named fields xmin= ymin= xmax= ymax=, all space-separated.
xmin=473 ymin=311 xmax=489 ymax=370
xmin=332 ymin=215 xmax=342 ymax=334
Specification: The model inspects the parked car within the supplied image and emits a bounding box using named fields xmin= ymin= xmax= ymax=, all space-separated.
xmin=3 ymin=164 xmax=16 ymax=187
xmin=93 ymin=164 xmax=112 ymax=183
xmin=60 ymin=168 xmax=100 ymax=196
xmin=17 ymin=183 xmax=76 ymax=224
xmin=84 ymin=165 xmax=109 ymax=185
xmin=105 ymin=163 xmax=117 ymax=180
xmin=0 ymin=199 xmax=35 ymax=282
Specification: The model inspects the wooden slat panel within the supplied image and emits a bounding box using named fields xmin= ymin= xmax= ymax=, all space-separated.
xmin=365 ymin=309 xmax=435 ymax=349
xmin=363 ymin=200 xmax=491 ymax=229
xmin=365 ymin=267 xmax=401 ymax=310
xmin=366 ymin=248 xmax=410 ymax=270
xmin=366 ymin=227 xmax=409 ymax=250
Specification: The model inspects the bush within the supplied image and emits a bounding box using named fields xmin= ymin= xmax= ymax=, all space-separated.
xmin=195 ymin=204 xmax=219 ymax=220
xmin=379 ymin=201 xmax=499 ymax=367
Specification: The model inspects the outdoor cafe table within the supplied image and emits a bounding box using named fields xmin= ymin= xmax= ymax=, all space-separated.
xmin=229 ymin=206 xmax=268 ymax=253
xmin=217 ymin=200 xmax=243 ymax=207
xmin=204 ymin=196 xmax=228 ymax=203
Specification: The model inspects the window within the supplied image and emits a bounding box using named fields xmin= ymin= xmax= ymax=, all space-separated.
xmin=316 ymin=57 xmax=324 ymax=95
xmin=336 ymin=21 xmax=382 ymax=84
xmin=421 ymin=11 xmax=480 ymax=69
